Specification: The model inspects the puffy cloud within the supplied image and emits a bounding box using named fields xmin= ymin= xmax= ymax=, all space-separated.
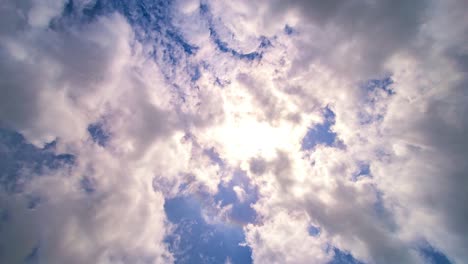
xmin=0 ymin=0 xmax=221 ymax=262
xmin=2 ymin=0 xmax=468 ymax=263
xmin=0 ymin=2 xmax=133 ymax=146
xmin=199 ymin=0 xmax=468 ymax=263
xmin=0 ymin=145 xmax=173 ymax=263
xmin=245 ymin=210 xmax=331 ymax=264
xmin=372 ymin=49 xmax=468 ymax=263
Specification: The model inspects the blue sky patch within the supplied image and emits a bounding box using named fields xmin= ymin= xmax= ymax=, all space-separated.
xmin=419 ymin=242 xmax=452 ymax=264
xmin=166 ymin=30 xmax=199 ymax=55
xmin=284 ymin=24 xmax=294 ymax=35
xmin=200 ymin=4 xmax=263 ymax=61
xmin=329 ymin=248 xmax=364 ymax=264
xmin=308 ymin=225 xmax=321 ymax=237
xmin=0 ymin=129 xmax=75 ymax=193
xmin=363 ymin=77 xmax=394 ymax=95
xmin=209 ymin=27 xmax=262 ymax=61
xmin=204 ymin=147 xmax=224 ymax=167
xmin=164 ymin=195 xmax=252 ymax=264
xmin=352 ymin=162 xmax=371 ymax=181
xmin=190 ymin=66 xmax=201 ymax=82
xmin=214 ymin=170 xmax=258 ymax=225
xmin=302 ymin=107 xmax=338 ymax=150
xmin=87 ymin=122 xmax=110 ymax=147
xmin=259 ymin=36 xmax=272 ymax=49
xmin=358 ymin=76 xmax=395 ymax=125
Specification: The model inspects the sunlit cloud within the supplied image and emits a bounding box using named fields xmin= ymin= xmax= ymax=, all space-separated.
xmin=1 ymin=0 xmax=467 ymax=263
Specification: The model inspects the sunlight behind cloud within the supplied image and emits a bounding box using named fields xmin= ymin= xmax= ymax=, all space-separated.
xmin=1 ymin=0 xmax=467 ymax=263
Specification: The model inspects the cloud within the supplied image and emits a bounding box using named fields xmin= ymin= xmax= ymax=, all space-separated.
xmin=0 ymin=1 xmax=219 ymax=262
xmin=201 ymin=0 xmax=468 ymax=263
xmin=0 ymin=3 xmax=133 ymax=146
xmin=245 ymin=211 xmax=331 ymax=264
xmin=0 ymin=133 xmax=174 ymax=263
xmin=372 ymin=50 xmax=468 ymax=262
xmin=1 ymin=0 xmax=468 ymax=263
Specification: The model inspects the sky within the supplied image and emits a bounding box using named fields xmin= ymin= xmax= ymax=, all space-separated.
xmin=0 ymin=0 xmax=467 ymax=263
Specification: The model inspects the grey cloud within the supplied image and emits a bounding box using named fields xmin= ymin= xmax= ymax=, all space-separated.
xmin=249 ymin=157 xmax=267 ymax=175
xmin=218 ymin=0 xmax=468 ymax=263
xmin=237 ymin=73 xmax=285 ymax=124
xmin=379 ymin=81 xmax=468 ymax=262
xmin=272 ymin=151 xmax=295 ymax=190
xmin=269 ymin=0 xmax=428 ymax=77
xmin=116 ymin=94 xmax=180 ymax=158
xmin=249 ymin=151 xmax=294 ymax=188
xmin=304 ymin=181 xmax=419 ymax=264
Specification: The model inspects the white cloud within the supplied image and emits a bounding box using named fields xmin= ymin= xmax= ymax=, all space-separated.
xmin=0 ymin=5 xmax=134 ymax=146
xmin=1 ymin=0 xmax=468 ymax=263
xmin=200 ymin=0 xmax=468 ymax=263
xmin=0 ymin=144 xmax=174 ymax=263
xmin=0 ymin=1 xmax=223 ymax=262
xmin=245 ymin=211 xmax=331 ymax=264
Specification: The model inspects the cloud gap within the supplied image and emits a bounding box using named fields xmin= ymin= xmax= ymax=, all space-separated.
xmin=164 ymin=194 xmax=253 ymax=264
xmin=302 ymin=107 xmax=338 ymax=150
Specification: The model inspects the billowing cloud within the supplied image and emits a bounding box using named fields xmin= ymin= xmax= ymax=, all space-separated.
xmin=1 ymin=0 xmax=467 ymax=263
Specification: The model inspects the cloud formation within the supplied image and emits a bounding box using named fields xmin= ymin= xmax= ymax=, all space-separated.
xmin=1 ymin=0 xmax=467 ymax=263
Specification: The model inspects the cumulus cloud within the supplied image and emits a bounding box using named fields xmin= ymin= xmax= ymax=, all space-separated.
xmin=245 ymin=211 xmax=331 ymax=264
xmin=0 ymin=145 xmax=173 ymax=263
xmin=0 ymin=0 xmax=219 ymax=262
xmin=203 ymin=0 xmax=468 ymax=263
xmin=1 ymin=0 xmax=468 ymax=263
xmin=0 ymin=2 xmax=133 ymax=145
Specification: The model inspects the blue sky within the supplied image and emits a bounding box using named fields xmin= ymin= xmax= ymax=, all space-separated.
xmin=1 ymin=0 xmax=467 ymax=263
